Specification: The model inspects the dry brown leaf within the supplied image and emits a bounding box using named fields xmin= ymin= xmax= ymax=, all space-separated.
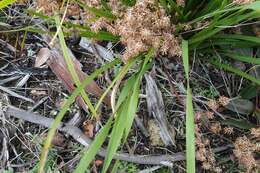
xmin=46 ymin=49 xmax=111 ymax=112
xmin=83 ymin=120 xmax=94 ymax=138
xmin=35 ymin=48 xmax=51 ymax=67
xmin=42 ymin=132 xmax=67 ymax=147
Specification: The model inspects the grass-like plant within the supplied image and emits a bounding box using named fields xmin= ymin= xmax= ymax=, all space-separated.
xmin=1 ymin=0 xmax=260 ymax=172
xmin=37 ymin=1 xmax=260 ymax=172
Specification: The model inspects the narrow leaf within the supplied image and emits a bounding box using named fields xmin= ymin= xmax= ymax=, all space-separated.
xmin=182 ymin=40 xmax=195 ymax=173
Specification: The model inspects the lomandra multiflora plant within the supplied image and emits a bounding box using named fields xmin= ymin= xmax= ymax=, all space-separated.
xmin=32 ymin=0 xmax=260 ymax=172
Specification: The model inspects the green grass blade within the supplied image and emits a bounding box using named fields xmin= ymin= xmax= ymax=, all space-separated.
xmin=190 ymin=11 xmax=257 ymax=45
xmin=213 ymin=34 xmax=260 ymax=44
xmin=210 ymin=59 xmax=260 ymax=85
xmin=0 ymin=0 xmax=16 ymax=9
xmin=74 ymin=117 xmax=113 ymax=173
xmin=79 ymin=31 xmax=120 ymax=42
xmin=54 ymin=15 xmax=97 ymax=117
xmin=121 ymin=0 xmax=136 ymax=6
xmin=168 ymin=0 xmax=183 ymax=18
xmin=101 ymin=105 xmax=127 ymax=173
xmin=222 ymin=52 xmax=260 ymax=65
xmin=95 ymin=58 xmax=136 ymax=111
xmin=75 ymin=0 xmax=115 ymax=20
xmin=38 ymin=58 xmax=119 ymax=173
xmin=123 ymin=50 xmax=154 ymax=141
xmin=101 ymin=51 xmax=153 ymax=173
xmin=242 ymin=1 xmax=260 ymax=11
xmin=185 ymin=86 xmax=195 ymax=173
xmin=182 ymin=40 xmax=189 ymax=81
xmin=101 ymin=60 xmax=138 ymax=173
xmin=110 ymin=160 xmax=120 ymax=173
xmin=182 ymin=40 xmax=195 ymax=173
xmin=189 ymin=1 xmax=260 ymax=24
xmin=121 ymin=77 xmax=141 ymax=141
xmin=115 ymin=74 xmax=137 ymax=110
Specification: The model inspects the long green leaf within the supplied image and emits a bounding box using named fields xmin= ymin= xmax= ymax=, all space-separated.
xmin=79 ymin=31 xmax=120 ymax=42
xmin=123 ymin=50 xmax=154 ymax=141
xmin=75 ymin=0 xmax=115 ymax=20
xmin=182 ymin=40 xmax=195 ymax=173
xmin=214 ymin=34 xmax=260 ymax=44
xmin=222 ymin=119 xmax=256 ymax=129
xmin=0 ymin=0 xmax=16 ymax=9
xmin=190 ymin=11 xmax=257 ymax=45
xmin=102 ymin=51 xmax=153 ymax=173
xmin=55 ymin=15 xmax=97 ymax=117
xmin=210 ymin=59 xmax=260 ymax=85
xmin=95 ymin=58 xmax=136 ymax=111
xmin=102 ymin=104 xmax=127 ymax=173
xmin=101 ymin=60 xmax=137 ymax=173
xmin=222 ymin=52 xmax=260 ymax=65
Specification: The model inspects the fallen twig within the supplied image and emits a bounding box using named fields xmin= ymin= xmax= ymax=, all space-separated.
xmin=0 ymin=85 xmax=34 ymax=103
xmin=5 ymin=106 xmax=233 ymax=166
xmin=5 ymin=106 xmax=184 ymax=166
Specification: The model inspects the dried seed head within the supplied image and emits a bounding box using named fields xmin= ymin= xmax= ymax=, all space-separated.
xmin=207 ymin=99 xmax=219 ymax=111
xmin=233 ymin=136 xmax=260 ymax=172
xmin=223 ymin=127 xmax=234 ymax=135
xmin=218 ymin=96 xmax=230 ymax=106
xmin=107 ymin=0 xmax=181 ymax=61
xmin=36 ymin=0 xmax=59 ymax=16
xmin=250 ymin=128 xmax=260 ymax=138
xmin=176 ymin=0 xmax=185 ymax=7
xmin=210 ymin=122 xmax=222 ymax=134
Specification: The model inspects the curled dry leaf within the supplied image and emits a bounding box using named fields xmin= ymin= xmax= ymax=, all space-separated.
xmin=145 ymin=74 xmax=175 ymax=146
xmin=38 ymin=25 xmax=111 ymax=112
xmin=46 ymin=49 xmax=111 ymax=111
xmin=35 ymin=48 xmax=51 ymax=67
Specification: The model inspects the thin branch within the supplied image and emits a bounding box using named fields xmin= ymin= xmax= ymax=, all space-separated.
xmin=0 ymin=85 xmax=34 ymax=103
xmin=5 ymin=106 xmax=233 ymax=166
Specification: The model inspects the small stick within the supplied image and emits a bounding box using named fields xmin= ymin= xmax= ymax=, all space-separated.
xmin=5 ymin=106 xmax=184 ymax=166
xmin=5 ymin=106 xmax=233 ymax=166
xmin=0 ymin=85 xmax=34 ymax=103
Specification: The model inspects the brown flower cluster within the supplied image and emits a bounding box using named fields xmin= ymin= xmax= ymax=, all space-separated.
xmin=195 ymin=111 xmax=214 ymax=122
xmin=195 ymin=125 xmax=222 ymax=172
xmin=109 ymin=0 xmax=181 ymax=61
xmin=36 ymin=0 xmax=60 ymax=16
xmin=233 ymin=134 xmax=260 ymax=173
xmin=250 ymin=127 xmax=260 ymax=138
xmin=36 ymin=0 xmax=182 ymax=61
xmin=176 ymin=0 xmax=185 ymax=7
xmin=207 ymin=96 xmax=230 ymax=111
xmin=209 ymin=122 xmax=234 ymax=136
